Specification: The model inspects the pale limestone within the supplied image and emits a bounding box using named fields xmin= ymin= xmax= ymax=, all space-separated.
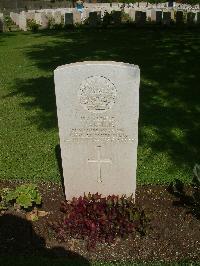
xmin=54 ymin=61 xmax=140 ymax=200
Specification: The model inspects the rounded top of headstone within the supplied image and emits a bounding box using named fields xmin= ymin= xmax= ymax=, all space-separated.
xmin=54 ymin=61 xmax=139 ymax=72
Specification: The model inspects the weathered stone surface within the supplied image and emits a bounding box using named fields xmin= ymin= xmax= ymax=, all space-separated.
xmin=162 ymin=11 xmax=171 ymax=25
xmin=88 ymin=11 xmax=101 ymax=27
xmin=54 ymin=61 xmax=140 ymax=200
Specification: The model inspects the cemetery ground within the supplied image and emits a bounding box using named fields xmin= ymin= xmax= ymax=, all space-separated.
xmin=0 ymin=28 xmax=200 ymax=265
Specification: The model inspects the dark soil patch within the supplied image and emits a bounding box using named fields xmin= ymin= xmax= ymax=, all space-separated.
xmin=0 ymin=180 xmax=200 ymax=263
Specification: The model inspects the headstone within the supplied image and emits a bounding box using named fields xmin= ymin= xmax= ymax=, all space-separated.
xmin=128 ymin=8 xmax=135 ymax=22
xmin=35 ymin=12 xmax=48 ymax=29
xmin=146 ymin=9 xmax=152 ymax=21
xmin=26 ymin=11 xmax=35 ymax=20
xmin=162 ymin=11 xmax=171 ymax=25
xmin=54 ymin=61 xmax=140 ymax=200
xmin=0 ymin=13 xmax=4 ymax=32
xmin=135 ymin=11 xmax=146 ymax=25
xmin=19 ymin=12 xmax=27 ymax=31
xmin=187 ymin=12 xmax=195 ymax=25
xmin=88 ymin=11 xmax=100 ymax=27
xmin=10 ymin=12 xmax=19 ymax=25
xmin=151 ymin=9 xmax=162 ymax=23
xmin=112 ymin=11 xmax=122 ymax=25
xmin=54 ymin=11 xmax=62 ymax=24
xmin=176 ymin=10 xmax=184 ymax=24
xmin=170 ymin=9 xmax=175 ymax=21
xmin=196 ymin=12 xmax=200 ymax=24
xmin=46 ymin=11 xmax=53 ymax=20
xmin=64 ymin=13 xmax=73 ymax=25
xmin=73 ymin=10 xmax=82 ymax=24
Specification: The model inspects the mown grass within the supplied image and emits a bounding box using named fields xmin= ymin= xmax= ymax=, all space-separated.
xmin=0 ymin=28 xmax=199 ymax=184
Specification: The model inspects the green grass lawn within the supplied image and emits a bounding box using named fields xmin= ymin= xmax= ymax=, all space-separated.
xmin=0 ymin=28 xmax=199 ymax=184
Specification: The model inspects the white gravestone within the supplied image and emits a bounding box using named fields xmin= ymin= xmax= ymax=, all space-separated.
xmin=54 ymin=61 xmax=140 ymax=200
xmin=19 ymin=12 xmax=27 ymax=31
xmin=0 ymin=13 xmax=4 ymax=32
xmin=54 ymin=11 xmax=62 ymax=24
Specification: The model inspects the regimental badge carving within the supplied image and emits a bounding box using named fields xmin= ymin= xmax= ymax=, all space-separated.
xmin=78 ymin=76 xmax=117 ymax=113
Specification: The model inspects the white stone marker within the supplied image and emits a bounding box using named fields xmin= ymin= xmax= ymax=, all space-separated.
xmin=54 ymin=61 xmax=140 ymax=200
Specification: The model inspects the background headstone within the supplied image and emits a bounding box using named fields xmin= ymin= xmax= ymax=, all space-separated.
xmin=10 ymin=12 xmax=19 ymax=25
xmin=26 ymin=11 xmax=35 ymax=20
xmin=151 ymin=9 xmax=162 ymax=23
xmin=64 ymin=13 xmax=73 ymax=25
xmin=54 ymin=61 xmax=140 ymax=200
xmin=35 ymin=12 xmax=48 ymax=29
xmin=73 ymin=10 xmax=81 ymax=24
xmin=19 ymin=12 xmax=27 ymax=31
xmin=135 ymin=11 xmax=146 ymax=25
xmin=128 ymin=8 xmax=136 ymax=22
xmin=187 ymin=12 xmax=195 ymax=25
xmin=54 ymin=11 xmax=62 ymax=24
xmin=0 ymin=13 xmax=4 ymax=32
xmin=176 ymin=10 xmax=184 ymax=24
xmin=46 ymin=11 xmax=53 ymax=20
xmin=88 ymin=11 xmax=100 ymax=27
xmin=162 ymin=11 xmax=171 ymax=25
xmin=196 ymin=12 xmax=200 ymax=24
xmin=112 ymin=10 xmax=122 ymax=25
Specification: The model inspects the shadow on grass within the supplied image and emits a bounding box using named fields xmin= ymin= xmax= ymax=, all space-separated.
xmin=0 ymin=213 xmax=90 ymax=266
xmin=167 ymin=178 xmax=200 ymax=220
xmin=4 ymin=28 xmax=200 ymax=176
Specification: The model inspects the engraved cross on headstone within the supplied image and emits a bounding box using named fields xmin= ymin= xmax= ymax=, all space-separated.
xmin=88 ymin=145 xmax=112 ymax=183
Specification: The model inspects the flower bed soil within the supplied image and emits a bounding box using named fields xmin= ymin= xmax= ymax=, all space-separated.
xmin=0 ymin=180 xmax=200 ymax=263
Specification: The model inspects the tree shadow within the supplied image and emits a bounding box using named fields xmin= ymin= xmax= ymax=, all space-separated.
xmin=167 ymin=178 xmax=200 ymax=220
xmin=0 ymin=213 xmax=91 ymax=266
xmin=2 ymin=28 xmax=200 ymax=180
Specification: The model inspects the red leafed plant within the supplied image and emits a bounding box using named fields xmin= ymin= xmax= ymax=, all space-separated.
xmin=49 ymin=193 xmax=149 ymax=249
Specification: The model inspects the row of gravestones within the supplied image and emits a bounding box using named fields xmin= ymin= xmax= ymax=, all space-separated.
xmin=8 ymin=8 xmax=200 ymax=31
xmin=10 ymin=10 xmax=63 ymax=31
xmin=84 ymin=2 xmax=200 ymax=10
